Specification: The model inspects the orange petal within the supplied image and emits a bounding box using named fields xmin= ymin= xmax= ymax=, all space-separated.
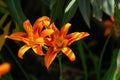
xmin=66 ymin=32 xmax=89 ymax=45
xmin=5 ymin=32 xmax=28 ymax=42
xmin=18 ymin=45 xmax=31 ymax=59
xmin=41 ymin=16 xmax=50 ymax=26
xmin=33 ymin=21 xmax=44 ymax=35
xmin=33 ymin=16 xmax=50 ymax=33
xmin=110 ymin=16 xmax=115 ymax=22
xmin=5 ymin=32 xmax=28 ymax=41
xmin=0 ymin=62 xmax=11 ymax=78
xmin=104 ymin=20 xmax=114 ymax=36
xmin=5 ymin=32 xmax=30 ymax=44
xmin=34 ymin=16 xmax=50 ymax=27
xmin=60 ymin=23 xmax=71 ymax=36
xmin=44 ymin=38 xmax=53 ymax=46
xmin=104 ymin=28 xmax=111 ymax=36
xmin=23 ymin=20 xmax=33 ymax=37
xmin=40 ymin=29 xmax=54 ymax=37
xmin=32 ymin=45 xmax=45 ymax=56
xmin=104 ymin=20 xmax=114 ymax=27
xmin=48 ymin=23 xmax=59 ymax=32
xmin=62 ymin=47 xmax=75 ymax=61
xmin=44 ymin=47 xmax=59 ymax=69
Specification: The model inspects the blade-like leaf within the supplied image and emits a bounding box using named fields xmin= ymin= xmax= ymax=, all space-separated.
xmin=65 ymin=0 xmax=76 ymax=13
xmin=0 ymin=0 xmax=7 ymax=7
xmin=96 ymin=0 xmax=104 ymax=6
xmin=91 ymin=0 xmax=103 ymax=21
xmin=50 ymin=0 xmax=65 ymax=23
xmin=112 ymin=49 xmax=120 ymax=80
xmin=102 ymin=49 xmax=118 ymax=80
xmin=0 ymin=6 xmax=8 ymax=13
xmin=115 ymin=6 xmax=120 ymax=24
xmin=12 ymin=21 xmax=20 ymax=32
xmin=5 ymin=0 xmax=26 ymax=30
xmin=102 ymin=0 xmax=115 ymax=16
xmin=77 ymin=0 xmax=90 ymax=28
xmin=41 ymin=0 xmax=50 ymax=7
xmin=0 ymin=13 xmax=9 ymax=28
xmin=77 ymin=40 xmax=88 ymax=80
xmin=116 ymin=0 xmax=120 ymax=9
xmin=0 ymin=21 xmax=11 ymax=50
xmin=62 ymin=0 xmax=78 ymax=25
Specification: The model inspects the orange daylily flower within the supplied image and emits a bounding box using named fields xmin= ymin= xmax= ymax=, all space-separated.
xmin=104 ymin=16 xmax=120 ymax=36
xmin=104 ymin=16 xmax=114 ymax=36
xmin=44 ymin=23 xmax=89 ymax=69
xmin=0 ymin=62 xmax=11 ymax=78
xmin=6 ymin=16 xmax=54 ymax=59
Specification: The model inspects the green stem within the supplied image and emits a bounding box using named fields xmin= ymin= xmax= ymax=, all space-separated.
xmin=5 ymin=44 xmax=29 ymax=80
xmin=57 ymin=53 xmax=63 ymax=80
xmin=82 ymin=41 xmax=98 ymax=78
xmin=77 ymin=40 xmax=88 ymax=80
xmin=113 ymin=70 xmax=117 ymax=80
xmin=97 ymin=27 xmax=113 ymax=80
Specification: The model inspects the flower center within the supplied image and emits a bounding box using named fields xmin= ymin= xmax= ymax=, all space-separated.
xmin=55 ymin=41 xmax=64 ymax=49
xmin=53 ymin=38 xmax=67 ymax=50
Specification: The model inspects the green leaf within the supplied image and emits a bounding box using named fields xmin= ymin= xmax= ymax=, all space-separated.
xmin=41 ymin=0 xmax=50 ymax=7
xmin=0 ymin=13 xmax=9 ymax=28
xmin=102 ymin=49 xmax=118 ymax=80
xmin=0 ymin=0 xmax=7 ymax=7
xmin=96 ymin=0 xmax=104 ymax=5
xmin=82 ymin=40 xmax=98 ymax=75
xmin=77 ymin=0 xmax=90 ymax=28
xmin=91 ymin=0 xmax=103 ymax=21
xmin=0 ymin=21 xmax=11 ymax=50
xmin=112 ymin=49 xmax=120 ymax=80
xmin=5 ymin=0 xmax=26 ymax=30
xmin=77 ymin=40 xmax=88 ymax=80
xmin=115 ymin=6 xmax=120 ymax=24
xmin=12 ymin=21 xmax=20 ymax=32
xmin=50 ymin=0 xmax=65 ymax=23
xmin=64 ymin=0 xmax=76 ymax=13
xmin=62 ymin=0 xmax=78 ymax=25
xmin=0 ymin=0 xmax=8 ymax=13
xmin=0 ymin=6 xmax=8 ymax=13
xmin=102 ymin=0 xmax=115 ymax=16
